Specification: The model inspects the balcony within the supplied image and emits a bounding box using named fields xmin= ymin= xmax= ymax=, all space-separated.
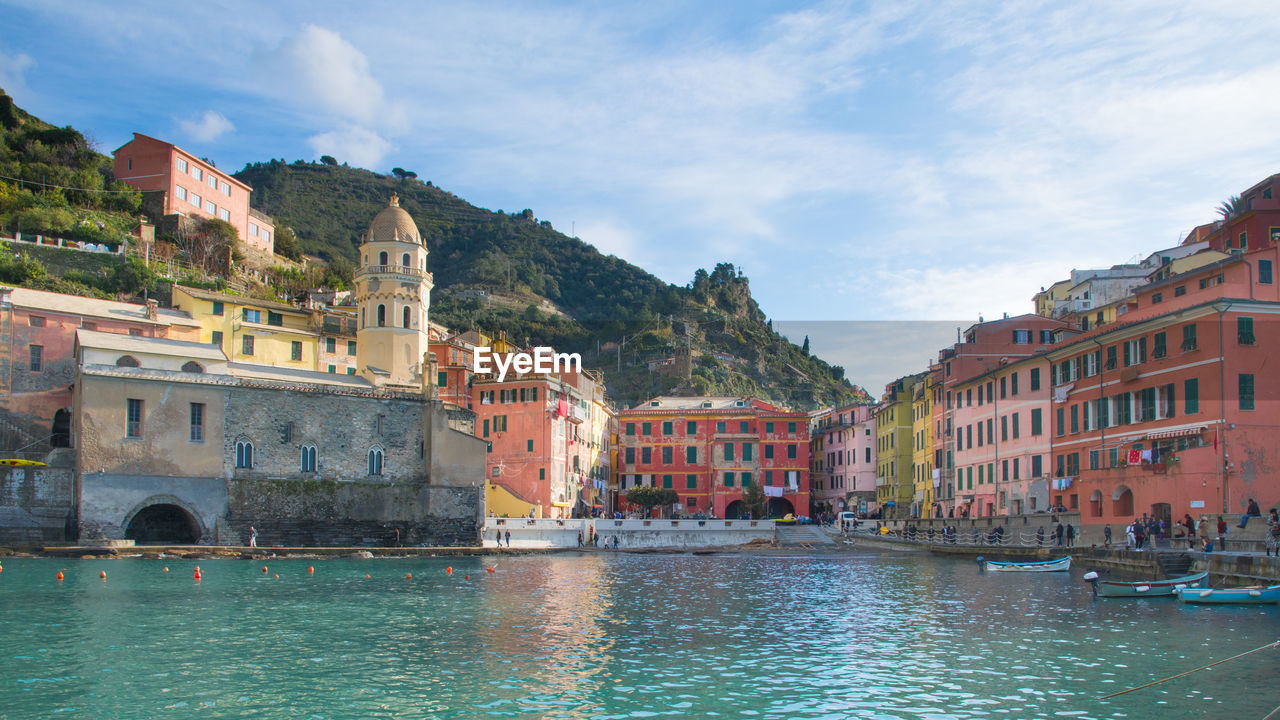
xmin=356 ymin=264 xmax=432 ymax=280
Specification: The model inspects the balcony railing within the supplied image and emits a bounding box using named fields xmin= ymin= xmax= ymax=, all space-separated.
xmin=356 ymin=264 xmax=432 ymax=279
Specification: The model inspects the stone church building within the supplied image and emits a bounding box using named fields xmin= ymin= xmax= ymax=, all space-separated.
xmin=64 ymin=196 xmax=487 ymax=546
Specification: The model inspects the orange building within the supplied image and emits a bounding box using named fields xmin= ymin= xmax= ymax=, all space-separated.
xmin=112 ymin=133 xmax=275 ymax=253
xmin=616 ymin=396 xmax=810 ymax=519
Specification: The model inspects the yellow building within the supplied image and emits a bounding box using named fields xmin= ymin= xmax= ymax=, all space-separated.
xmin=911 ymin=373 xmax=935 ymax=518
xmin=875 ymin=373 xmax=921 ymax=519
xmin=171 ymin=285 xmax=320 ymax=371
xmin=1033 ymin=279 xmax=1073 ymax=317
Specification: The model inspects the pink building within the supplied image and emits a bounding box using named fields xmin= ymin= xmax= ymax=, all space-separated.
xmin=112 ymin=133 xmax=275 ymax=253
xmin=810 ymin=403 xmax=875 ymax=516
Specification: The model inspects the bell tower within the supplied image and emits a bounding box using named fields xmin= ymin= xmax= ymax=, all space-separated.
xmin=354 ymin=194 xmax=434 ymax=387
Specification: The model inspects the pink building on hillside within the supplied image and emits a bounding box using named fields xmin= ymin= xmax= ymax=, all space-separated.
xmin=112 ymin=133 xmax=275 ymax=253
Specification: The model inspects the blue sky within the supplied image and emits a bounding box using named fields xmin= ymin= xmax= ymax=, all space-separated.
xmin=3 ymin=1 xmax=1280 ymax=391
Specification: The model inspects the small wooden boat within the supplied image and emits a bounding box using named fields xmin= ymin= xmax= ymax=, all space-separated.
xmin=982 ymin=556 xmax=1071 ymax=572
xmin=1177 ymin=585 xmax=1280 ymax=605
xmin=1086 ymin=571 xmax=1209 ymax=597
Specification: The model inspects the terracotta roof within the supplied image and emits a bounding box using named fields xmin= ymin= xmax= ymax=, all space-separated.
xmin=4 ymin=285 xmax=200 ymax=327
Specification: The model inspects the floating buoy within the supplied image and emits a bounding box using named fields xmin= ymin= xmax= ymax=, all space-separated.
xmin=56 ymin=571 xmax=64 ymax=581
xmin=194 ymin=566 xmax=201 ymax=573
xmin=308 ymin=566 xmax=314 ymax=574
xmin=163 ymin=567 xmax=169 ymax=572
xmin=262 ymin=566 xmax=268 ymax=573
xmin=446 ymin=566 xmax=453 ymax=575
xmin=194 ymin=569 xmax=202 ymax=580
xmin=486 ymin=567 xmax=495 ymax=573
xmin=365 ymin=574 xmax=371 ymax=579
xmin=273 ymin=574 xmax=279 ymax=579
xmin=405 ymin=573 xmax=412 ymax=580
xmin=99 ymin=570 xmax=106 ymax=579
xmin=465 ymin=575 xmax=470 ymax=580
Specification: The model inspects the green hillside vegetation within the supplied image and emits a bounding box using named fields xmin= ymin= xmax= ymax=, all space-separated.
xmin=237 ymin=160 xmax=869 ymax=410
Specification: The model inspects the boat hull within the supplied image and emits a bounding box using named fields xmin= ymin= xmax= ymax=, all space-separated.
xmin=1177 ymin=585 xmax=1280 ymax=605
xmin=1095 ymin=571 xmax=1209 ymax=598
xmin=984 ymin=557 xmax=1071 ymax=572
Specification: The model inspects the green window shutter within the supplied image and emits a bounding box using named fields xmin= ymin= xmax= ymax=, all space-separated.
xmin=765 ymin=470 xmax=773 ymax=486
xmin=742 ymin=472 xmax=752 ymax=487
xmin=663 ymin=421 xmax=673 ymax=435
xmin=642 ymin=422 xmax=651 ymax=435
xmin=724 ymin=443 xmax=734 ymax=461
xmin=539 ymin=468 xmax=545 ymax=480
xmin=766 ymin=422 xmax=774 ymax=433
xmin=527 ymin=439 xmax=533 ymax=452
xmin=483 ymin=419 xmax=489 ymax=437
xmin=686 ymin=446 xmax=696 ymax=463
xmin=788 ymin=422 xmax=797 ymax=433
xmin=686 ymin=474 xmax=697 ymax=489
xmin=1185 ymin=378 xmax=1199 ymax=414
xmin=725 ymin=472 xmax=734 ymax=487
xmin=437 ymin=371 xmax=448 ymax=387
xmin=739 ymin=421 xmax=748 ymax=433
xmin=743 ymin=443 xmax=753 ymax=461
xmin=686 ymin=421 xmax=696 ymax=434
xmin=663 ymin=475 xmax=673 ymax=489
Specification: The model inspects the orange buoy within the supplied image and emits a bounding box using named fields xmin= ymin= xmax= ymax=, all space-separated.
xmin=405 ymin=572 xmax=412 ymax=580
xmin=194 ymin=570 xmax=202 ymax=580
xmin=486 ymin=567 xmax=495 ymax=573
xmin=465 ymin=575 xmax=470 ymax=580
xmin=163 ymin=567 xmax=169 ymax=572
xmin=262 ymin=566 xmax=268 ymax=573
xmin=365 ymin=573 xmax=371 ymax=578
xmin=56 ymin=571 xmax=64 ymax=581
xmin=99 ymin=570 xmax=106 ymax=579
xmin=308 ymin=566 xmax=314 ymax=574
xmin=273 ymin=574 xmax=279 ymax=579
xmin=194 ymin=566 xmax=201 ymax=573
xmin=446 ymin=566 xmax=453 ymax=575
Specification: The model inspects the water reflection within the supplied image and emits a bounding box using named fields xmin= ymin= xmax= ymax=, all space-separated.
xmin=0 ymin=553 xmax=1275 ymax=719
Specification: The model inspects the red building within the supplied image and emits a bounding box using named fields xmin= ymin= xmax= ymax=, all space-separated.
xmin=112 ymin=133 xmax=275 ymax=253
xmin=616 ymin=396 xmax=810 ymax=519
xmin=1044 ymin=243 xmax=1280 ymax=527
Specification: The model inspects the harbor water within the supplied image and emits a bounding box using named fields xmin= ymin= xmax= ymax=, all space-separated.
xmin=0 ymin=552 xmax=1276 ymax=719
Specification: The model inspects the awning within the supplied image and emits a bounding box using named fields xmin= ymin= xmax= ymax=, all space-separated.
xmin=1146 ymin=426 xmax=1207 ymax=441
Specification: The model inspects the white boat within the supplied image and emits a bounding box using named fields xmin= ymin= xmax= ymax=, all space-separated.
xmin=982 ymin=556 xmax=1071 ymax=572
xmin=1085 ymin=571 xmax=1209 ymax=598
xmin=1177 ymin=585 xmax=1280 ymax=605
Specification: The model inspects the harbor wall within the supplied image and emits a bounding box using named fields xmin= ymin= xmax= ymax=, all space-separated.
xmin=483 ymin=518 xmax=776 ymax=549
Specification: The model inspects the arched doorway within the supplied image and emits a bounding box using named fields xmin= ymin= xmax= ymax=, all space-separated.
xmin=1089 ymin=490 xmax=1103 ymax=517
xmin=724 ymin=500 xmax=745 ymax=519
xmin=51 ymin=408 xmax=70 ymax=447
xmin=767 ymin=497 xmax=795 ymax=518
xmin=125 ymin=504 xmax=200 ymax=544
xmin=1112 ymin=486 xmax=1134 ymax=517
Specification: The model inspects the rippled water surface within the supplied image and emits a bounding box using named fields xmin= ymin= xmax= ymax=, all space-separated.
xmin=0 ymin=552 xmax=1277 ymax=719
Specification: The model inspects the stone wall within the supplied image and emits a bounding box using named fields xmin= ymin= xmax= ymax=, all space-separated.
xmin=0 ymin=449 xmax=74 ymax=544
xmin=226 ymin=478 xmax=479 ymax=546
xmin=79 ymin=472 xmax=226 ymax=543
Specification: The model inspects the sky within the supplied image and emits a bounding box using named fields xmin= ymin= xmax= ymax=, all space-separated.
xmin=3 ymin=1 xmax=1280 ymax=392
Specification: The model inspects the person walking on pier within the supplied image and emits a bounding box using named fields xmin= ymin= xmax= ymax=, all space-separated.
xmin=504 ymin=529 xmax=511 ymax=548
xmin=1216 ymin=516 xmax=1228 ymax=549
xmin=1054 ymin=523 xmax=1065 ymax=547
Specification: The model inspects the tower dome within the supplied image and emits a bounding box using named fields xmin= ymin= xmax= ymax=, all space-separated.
xmin=366 ymin=193 xmax=421 ymax=244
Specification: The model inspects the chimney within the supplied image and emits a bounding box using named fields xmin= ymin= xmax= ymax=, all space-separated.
xmin=145 ymin=299 xmax=158 ymax=321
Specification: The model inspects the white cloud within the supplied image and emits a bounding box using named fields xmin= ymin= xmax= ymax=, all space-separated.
xmin=177 ymin=110 xmax=234 ymax=143
xmin=0 ymin=51 xmax=35 ymax=95
xmin=307 ymin=125 xmax=391 ymax=169
xmin=257 ymin=24 xmax=404 ymax=129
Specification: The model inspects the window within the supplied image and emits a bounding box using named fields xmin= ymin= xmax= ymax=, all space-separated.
xmin=1012 ymin=329 xmax=1032 ymax=344
xmin=724 ymin=472 xmax=735 ymax=487
xmin=743 ymin=443 xmax=753 ymax=461
xmin=724 ymin=443 xmax=735 ymax=461
xmin=788 ymin=422 xmax=797 ymax=434
xmin=267 ymin=311 xmax=283 ymax=327
xmin=1152 ymin=332 xmax=1167 ymax=359
xmin=250 ymin=223 xmax=259 ymax=237
xmin=1030 ymin=408 xmax=1043 ymax=436
xmin=1123 ymin=338 xmax=1147 ymax=366
xmin=205 ymin=200 xmax=215 ymax=214
xmin=207 ymin=174 xmax=218 ymax=190
xmin=1240 ymin=374 xmax=1255 ymax=411
xmin=347 ymin=341 xmax=356 ymax=355
xmin=716 ymin=421 xmax=726 ymax=433
xmin=625 ymin=447 xmax=635 ymax=464
xmin=626 ymin=423 xmax=635 ymax=436
xmin=28 ymin=344 xmax=42 ymax=372
xmin=190 ymin=165 xmax=201 ymax=181
xmin=1030 ymin=368 xmax=1040 ymax=391
xmin=662 ymin=446 xmax=673 ymax=464
xmin=235 ymin=439 xmax=253 ymax=468
xmin=686 ymin=421 xmax=696 ymax=434
xmin=1174 ymin=285 xmax=1186 ymax=297
xmin=242 ymin=334 xmax=254 ymax=356
xmin=189 ymin=402 xmax=204 ymax=442
xmin=1261 ymin=260 xmax=1274 ymax=285
xmin=662 ymin=475 xmax=673 ymax=489
xmin=212 ymin=301 xmax=224 ymax=316
xmin=686 ymin=474 xmax=697 ymax=489
xmin=181 ymin=361 xmax=204 ymax=373
xmin=368 ymin=448 xmax=384 ymax=475
xmin=1185 ymin=378 xmax=1199 ymax=414
xmin=787 ymin=444 xmax=797 ymax=459
xmin=377 ymin=305 xmax=386 ymax=327
xmin=1031 ymin=455 xmax=1042 ymax=477
xmin=177 ymin=158 xmax=188 ymax=173
xmin=1181 ymin=324 xmax=1197 ymax=351
xmin=301 ymin=444 xmax=317 ymax=472
xmin=642 ymin=422 xmax=652 ymax=436
xmin=765 ymin=422 xmax=774 ymax=434
xmin=211 ymin=330 xmax=223 ymax=347
xmin=1239 ymin=231 xmax=1247 ymax=250
xmin=1238 ymin=317 xmax=1255 ymax=345
xmin=642 ymin=447 xmax=651 ymax=464
xmin=326 ymin=337 xmax=336 ymax=353
xmin=189 ymin=191 xmax=202 ymax=208
xmin=1055 ymin=408 xmax=1064 ymax=437
xmin=765 ymin=445 xmax=774 ymax=459
xmin=328 ymin=365 xmax=336 ymax=374
xmin=218 ymin=208 xmax=231 ymax=222
xmin=741 ymin=472 xmax=752 ymax=488
xmin=243 ymin=309 xmax=261 ymax=323
xmin=661 ymin=421 xmax=673 ymax=435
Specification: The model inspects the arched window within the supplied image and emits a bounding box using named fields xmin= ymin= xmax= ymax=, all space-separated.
xmin=377 ymin=304 xmax=386 ymax=327
xmin=403 ymin=306 xmax=411 ymax=328
xmin=368 ymin=447 xmax=384 ymax=476
xmin=401 ymin=252 xmax=410 ymax=267
xmin=116 ymin=355 xmax=140 ymax=368
xmin=181 ymin=361 xmax=204 ymax=373
xmin=235 ymin=439 xmax=254 ymax=469
xmin=378 ymin=251 xmax=388 ymax=266
xmin=301 ymin=444 xmax=317 ymax=473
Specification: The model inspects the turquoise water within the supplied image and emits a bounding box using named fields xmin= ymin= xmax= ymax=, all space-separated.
xmin=0 ymin=552 xmax=1276 ymax=719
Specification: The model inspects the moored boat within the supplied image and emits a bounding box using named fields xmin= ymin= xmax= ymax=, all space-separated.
xmin=1177 ymin=585 xmax=1280 ymax=605
xmin=1084 ymin=570 xmax=1209 ymax=597
xmin=981 ymin=556 xmax=1071 ymax=572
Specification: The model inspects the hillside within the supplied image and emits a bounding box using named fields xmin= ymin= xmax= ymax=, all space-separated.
xmin=236 ymin=161 xmax=869 ymax=409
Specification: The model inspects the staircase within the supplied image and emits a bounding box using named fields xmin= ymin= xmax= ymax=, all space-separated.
xmin=775 ymin=524 xmax=835 ymax=546
xmin=1156 ymin=551 xmax=1194 ymax=579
